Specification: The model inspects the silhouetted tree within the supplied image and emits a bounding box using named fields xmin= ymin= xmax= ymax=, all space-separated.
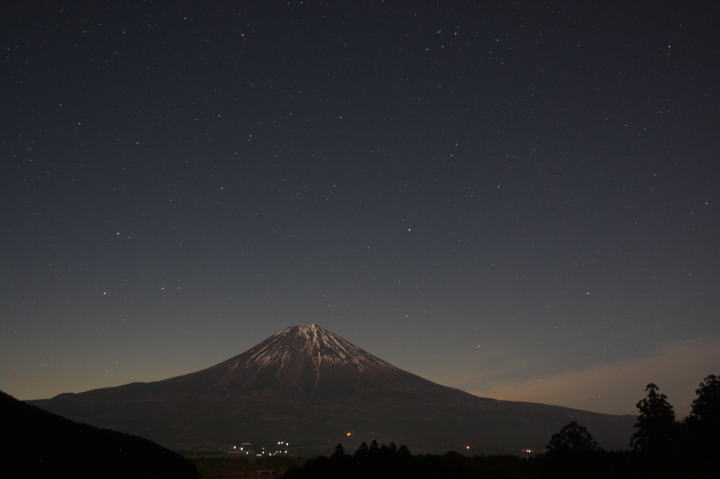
xmin=354 ymin=442 xmax=369 ymax=459
xmin=332 ymin=443 xmax=346 ymax=458
xmin=683 ymin=375 xmax=720 ymax=477
xmin=369 ymin=439 xmax=379 ymax=455
xmin=631 ymin=383 xmax=676 ymax=455
xmin=547 ymin=421 xmax=600 ymax=454
xmin=543 ymin=422 xmax=604 ymax=479
xmin=397 ymin=444 xmax=410 ymax=457
xmin=688 ymin=374 xmax=720 ymax=427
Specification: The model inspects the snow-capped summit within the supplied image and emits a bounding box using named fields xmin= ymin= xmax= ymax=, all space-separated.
xmin=199 ymin=324 xmax=402 ymax=394
xmin=244 ymin=324 xmax=394 ymax=371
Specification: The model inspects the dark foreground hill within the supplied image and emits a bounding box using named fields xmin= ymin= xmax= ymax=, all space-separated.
xmin=0 ymin=390 xmax=197 ymax=479
xmin=31 ymin=324 xmax=634 ymax=454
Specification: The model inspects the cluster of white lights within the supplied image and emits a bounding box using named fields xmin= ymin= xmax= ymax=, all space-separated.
xmin=230 ymin=445 xmax=250 ymax=455
xmin=263 ymin=450 xmax=288 ymax=456
xmin=231 ymin=441 xmax=290 ymax=457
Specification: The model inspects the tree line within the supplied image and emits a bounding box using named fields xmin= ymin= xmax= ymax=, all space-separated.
xmin=283 ymin=374 xmax=719 ymax=479
xmin=544 ymin=374 xmax=718 ymax=478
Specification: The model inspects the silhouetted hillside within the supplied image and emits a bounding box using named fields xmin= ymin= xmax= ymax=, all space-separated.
xmin=0 ymin=390 xmax=197 ymax=479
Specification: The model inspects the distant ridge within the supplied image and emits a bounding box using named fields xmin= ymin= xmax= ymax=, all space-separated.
xmin=31 ymin=324 xmax=634 ymax=454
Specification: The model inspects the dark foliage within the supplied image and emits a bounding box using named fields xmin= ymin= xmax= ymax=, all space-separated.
xmin=541 ymin=421 xmax=605 ymax=479
xmin=682 ymin=375 xmax=720 ymax=478
xmin=284 ymin=442 xmax=537 ymax=479
xmin=687 ymin=374 xmax=720 ymax=428
xmin=0 ymin=390 xmax=197 ymax=479
xmin=631 ymin=383 xmax=677 ymax=454
xmin=546 ymin=421 xmax=600 ymax=455
xmin=625 ymin=383 xmax=681 ymax=477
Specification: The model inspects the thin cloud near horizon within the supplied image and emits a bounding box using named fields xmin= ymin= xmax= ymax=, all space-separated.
xmin=465 ymin=337 xmax=720 ymax=418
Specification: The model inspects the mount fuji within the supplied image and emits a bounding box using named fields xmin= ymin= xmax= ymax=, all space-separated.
xmin=31 ymin=324 xmax=634 ymax=454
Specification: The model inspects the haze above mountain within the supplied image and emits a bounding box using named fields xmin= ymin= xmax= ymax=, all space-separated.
xmin=32 ymin=324 xmax=634 ymax=454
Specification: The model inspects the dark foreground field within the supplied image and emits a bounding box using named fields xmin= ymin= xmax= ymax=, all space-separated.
xmin=278 ymin=441 xmax=715 ymax=479
xmin=191 ymin=455 xmax=305 ymax=478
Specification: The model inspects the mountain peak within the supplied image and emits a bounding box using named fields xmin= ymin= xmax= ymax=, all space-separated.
xmin=282 ymin=323 xmax=325 ymax=336
xmin=243 ymin=324 xmax=391 ymax=372
xmin=196 ymin=324 xmax=402 ymax=395
xmin=275 ymin=324 xmax=340 ymax=345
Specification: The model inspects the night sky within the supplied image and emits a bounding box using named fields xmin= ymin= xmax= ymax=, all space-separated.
xmin=2 ymin=1 xmax=719 ymax=417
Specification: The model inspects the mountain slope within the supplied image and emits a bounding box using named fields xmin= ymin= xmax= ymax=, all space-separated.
xmin=30 ymin=324 xmax=634 ymax=454
xmin=0 ymin=390 xmax=197 ymax=478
